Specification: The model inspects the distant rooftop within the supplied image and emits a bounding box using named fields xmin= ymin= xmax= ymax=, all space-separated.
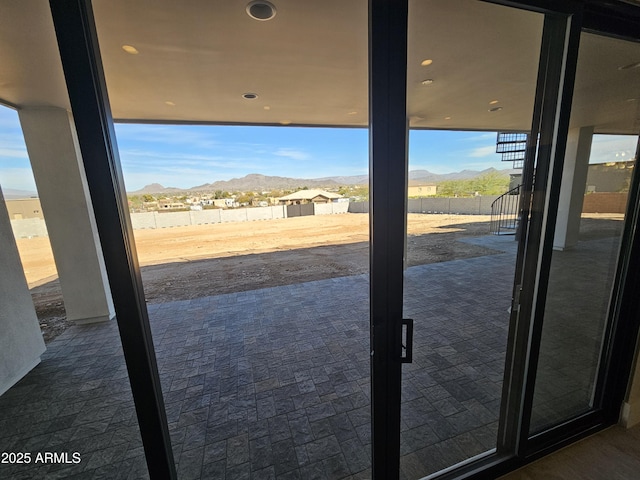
xmin=277 ymin=189 xmax=342 ymax=201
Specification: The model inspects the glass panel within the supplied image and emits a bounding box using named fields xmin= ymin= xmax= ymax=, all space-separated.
xmin=402 ymin=1 xmax=543 ymax=477
xmin=529 ymin=32 xmax=640 ymax=433
xmin=0 ymin=4 xmax=146 ymax=479
xmin=93 ymin=1 xmax=371 ymax=477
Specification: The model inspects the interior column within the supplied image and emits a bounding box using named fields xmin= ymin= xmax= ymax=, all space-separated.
xmin=0 ymin=188 xmax=46 ymax=395
xmin=553 ymin=126 xmax=594 ymax=250
xmin=18 ymin=107 xmax=115 ymax=324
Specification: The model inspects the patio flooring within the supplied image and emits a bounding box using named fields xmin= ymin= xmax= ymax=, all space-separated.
xmin=0 ymin=235 xmax=518 ymax=480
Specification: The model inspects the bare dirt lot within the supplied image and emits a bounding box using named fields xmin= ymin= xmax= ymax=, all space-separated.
xmin=18 ymin=213 xmax=497 ymax=342
xmin=17 ymin=212 xmax=624 ymax=343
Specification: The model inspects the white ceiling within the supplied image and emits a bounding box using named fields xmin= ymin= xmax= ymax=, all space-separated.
xmin=0 ymin=0 xmax=638 ymax=133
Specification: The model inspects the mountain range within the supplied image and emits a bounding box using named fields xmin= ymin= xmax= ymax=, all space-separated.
xmin=131 ymin=168 xmax=516 ymax=194
xmin=2 ymin=188 xmax=39 ymax=199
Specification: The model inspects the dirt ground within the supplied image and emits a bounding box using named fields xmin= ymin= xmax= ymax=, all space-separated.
xmin=15 ymin=212 xmax=623 ymax=342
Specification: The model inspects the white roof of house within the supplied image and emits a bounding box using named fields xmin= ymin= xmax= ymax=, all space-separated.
xmin=277 ymin=190 xmax=342 ymax=201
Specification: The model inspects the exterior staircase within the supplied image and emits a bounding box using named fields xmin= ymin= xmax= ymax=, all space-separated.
xmin=490 ymin=184 xmax=521 ymax=235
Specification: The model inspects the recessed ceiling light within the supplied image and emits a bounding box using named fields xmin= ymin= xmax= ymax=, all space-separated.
xmin=263 ymin=105 xmax=271 ymax=110
xmin=348 ymin=111 xmax=358 ymax=115
xmin=444 ymin=116 xmax=452 ymax=120
xmin=421 ymin=79 xmax=434 ymax=85
xmin=246 ymin=1 xmax=277 ymax=21
xmin=489 ymin=106 xmax=503 ymax=112
xmin=618 ymin=61 xmax=640 ymax=70
xmin=165 ymin=101 xmax=176 ymax=106
xmin=421 ymin=59 xmax=433 ymax=66
xmin=489 ymin=100 xmax=499 ymax=105
xmin=122 ymin=45 xmax=139 ymax=55
xmin=279 ymin=120 xmax=291 ymax=125
xmin=242 ymin=92 xmax=259 ymax=99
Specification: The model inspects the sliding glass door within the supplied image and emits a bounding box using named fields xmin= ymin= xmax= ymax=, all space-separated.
xmin=524 ymin=30 xmax=640 ymax=441
xmin=375 ymin=1 xmax=640 ymax=478
xmin=400 ymin=2 xmax=543 ymax=477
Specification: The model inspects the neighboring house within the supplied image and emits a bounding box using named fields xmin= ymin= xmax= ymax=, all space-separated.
xmin=5 ymin=198 xmax=44 ymax=220
xmin=158 ymin=200 xmax=185 ymax=209
xmin=407 ymin=184 xmax=437 ymax=197
xmin=212 ymin=198 xmax=234 ymax=208
xmin=142 ymin=201 xmax=159 ymax=211
xmin=277 ymin=189 xmax=342 ymax=205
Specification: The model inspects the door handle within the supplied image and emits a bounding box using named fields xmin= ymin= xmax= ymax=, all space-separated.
xmin=401 ymin=318 xmax=413 ymax=363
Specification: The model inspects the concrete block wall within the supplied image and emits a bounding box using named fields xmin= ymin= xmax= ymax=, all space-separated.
xmin=9 ymin=197 xmax=507 ymax=239
xmin=10 ymin=218 xmax=48 ymax=238
xmin=221 ymin=209 xmax=250 ymax=223
xmin=407 ymin=196 xmax=499 ymax=215
xmin=190 ymin=209 xmax=222 ymax=225
xmin=247 ymin=206 xmax=285 ymax=221
xmin=314 ymin=202 xmax=349 ymax=215
xmin=582 ymin=192 xmax=628 ymax=214
xmin=130 ymin=212 xmax=157 ymax=229
xmin=155 ymin=211 xmax=191 ymax=228
xmin=270 ymin=206 xmax=286 ymax=219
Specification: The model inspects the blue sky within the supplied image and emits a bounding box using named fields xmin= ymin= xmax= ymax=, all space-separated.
xmin=0 ymin=105 xmax=637 ymax=192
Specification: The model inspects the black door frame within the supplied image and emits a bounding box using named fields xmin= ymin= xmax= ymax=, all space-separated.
xmin=501 ymin=8 xmax=583 ymax=454
xmin=49 ymin=0 xmax=177 ymax=478
xmin=368 ymin=0 xmax=409 ymax=478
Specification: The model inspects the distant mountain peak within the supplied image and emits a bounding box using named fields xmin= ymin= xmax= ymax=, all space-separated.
xmin=2 ymin=188 xmax=39 ymax=199
xmin=131 ymin=183 xmax=182 ymax=194
xmin=129 ymin=168 xmax=515 ymax=194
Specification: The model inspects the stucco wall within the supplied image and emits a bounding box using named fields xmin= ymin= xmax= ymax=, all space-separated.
xmin=0 ymin=190 xmax=46 ymax=396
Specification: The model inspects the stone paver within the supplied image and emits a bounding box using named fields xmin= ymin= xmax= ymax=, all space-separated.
xmin=0 ymin=236 xmax=519 ymax=479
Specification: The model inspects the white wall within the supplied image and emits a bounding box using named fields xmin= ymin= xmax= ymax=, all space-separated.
xmin=0 ymin=189 xmax=46 ymax=396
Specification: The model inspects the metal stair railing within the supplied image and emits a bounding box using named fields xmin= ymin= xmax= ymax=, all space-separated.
xmin=490 ymin=184 xmax=521 ymax=235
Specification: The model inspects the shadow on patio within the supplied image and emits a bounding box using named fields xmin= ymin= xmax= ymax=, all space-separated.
xmin=6 ymin=221 xmax=620 ymax=479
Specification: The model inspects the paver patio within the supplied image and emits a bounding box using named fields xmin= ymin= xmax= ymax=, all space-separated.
xmin=0 ymin=236 xmax=518 ymax=479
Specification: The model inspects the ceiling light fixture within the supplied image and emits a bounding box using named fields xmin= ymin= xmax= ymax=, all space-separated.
xmin=279 ymin=120 xmax=292 ymax=125
xmin=489 ymin=100 xmax=499 ymax=105
xmin=246 ymin=1 xmax=277 ymax=21
xmin=421 ymin=59 xmax=433 ymax=66
xmin=263 ymin=105 xmax=271 ymax=110
xmin=121 ymin=45 xmax=139 ymax=55
xmin=618 ymin=61 xmax=640 ymax=70
xmin=489 ymin=106 xmax=503 ymax=112
xmin=421 ymin=79 xmax=434 ymax=85
xmin=242 ymin=92 xmax=259 ymax=99
xmin=348 ymin=111 xmax=358 ymax=115
xmin=165 ymin=101 xmax=176 ymax=106
xmin=444 ymin=116 xmax=452 ymax=120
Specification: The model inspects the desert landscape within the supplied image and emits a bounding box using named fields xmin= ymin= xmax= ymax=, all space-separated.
xmin=16 ymin=213 xmax=499 ymax=342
